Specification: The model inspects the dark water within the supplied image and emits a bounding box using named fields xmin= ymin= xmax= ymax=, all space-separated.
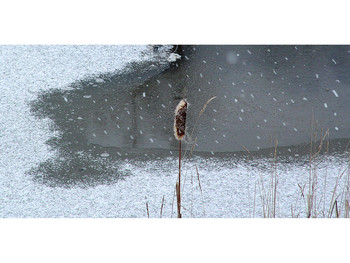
xmin=30 ymin=45 xmax=350 ymax=187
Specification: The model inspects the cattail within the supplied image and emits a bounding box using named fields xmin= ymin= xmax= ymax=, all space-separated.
xmin=174 ymin=99 xmax=188 ymax=141
xmin=174 ymin=99 xmax=188 ymax=218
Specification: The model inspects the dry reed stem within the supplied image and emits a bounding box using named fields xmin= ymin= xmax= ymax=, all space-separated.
xmin=253 ymin=181 xmax=257 ymax=217
xmin=241 ymin=144 xmax=255 ymax=160
xmin=308 ymin=114 xmax=315 ymax=218
xmin=328 ymin=168 xmax=347 ymax=217
xmin=198 ymin=96 xmax=217 ymax=118
xmin=258 ymin=138 xmax=279 ymax=218
xmin=273 ymin=138 xmax=278 ymax=218
xmin=177 ymin=140 xmax=182 ymax=218
xmin=298 ymin=183 xmax=306 ymax=199
xmin=171 ymin=187 xmax=175 ymax=218
xmin=183 ymin=96 xmax=216 ymax=160
xmin=160 ymin=195 xmax=165 ymax=218
xmin=330 ymin=200 xmax=340 ymax=218
xmin=196 ymin=165 xmax=206 ymax=216
xmin=176 ymin=182 xmax=181 ymax=218
xmin=146 ymin=199 xmax=150 ymax=218
xmin=188 ymin=137 xmax=197 ymax=159
xmin=311 ymin=129 xmax=329 ymax=160
xmin=307 ymin=112 xmax=330 ymax=218
xmin=190 ymin=166 xmax=194 ymax=217
xmin=346 ymin=160 xmax=350 ymax=218
xmin=257 ymin=174 xmax=267 ymax=218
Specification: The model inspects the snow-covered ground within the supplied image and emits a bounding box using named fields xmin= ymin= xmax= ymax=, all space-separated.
xmin=0 ymin=45 xmax=171 ymax=217
xmin=0 ymin=45 xmax=349 ymax=217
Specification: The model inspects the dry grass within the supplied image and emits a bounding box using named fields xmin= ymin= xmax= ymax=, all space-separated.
xmin=306 ymin=114 xmax=329 ymax=218
xmin=255 ymin=139 xmax=279 ymax=218
xmin=254 ymin=111 xmax=350 ymax=218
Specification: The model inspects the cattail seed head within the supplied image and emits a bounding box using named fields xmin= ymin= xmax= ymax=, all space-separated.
xmin=174 ymin=99 xmax=188 ymax=141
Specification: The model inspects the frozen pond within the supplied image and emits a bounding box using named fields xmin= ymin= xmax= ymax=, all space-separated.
xmin=1 ymin=45 xmax=349 ymax=217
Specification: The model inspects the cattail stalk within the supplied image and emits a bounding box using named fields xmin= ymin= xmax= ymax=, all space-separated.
xmin=174 ymin=99 xmax=188 ymax=218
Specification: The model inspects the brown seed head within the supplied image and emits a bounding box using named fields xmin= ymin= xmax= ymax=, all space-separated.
xmin=174 ymin=99 xmax=188 ymax=140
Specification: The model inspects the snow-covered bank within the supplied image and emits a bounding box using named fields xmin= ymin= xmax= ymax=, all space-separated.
xmin=0 ymin=45 xmax=173 ymax=217
xmin=1 ymin=151 xmax=348 ymax=217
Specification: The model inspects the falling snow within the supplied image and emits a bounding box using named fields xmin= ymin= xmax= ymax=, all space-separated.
xmin=332 ymin=90 xmax=339 ymax=98
xmin=1 ymin=45 xmax=349 ymax=218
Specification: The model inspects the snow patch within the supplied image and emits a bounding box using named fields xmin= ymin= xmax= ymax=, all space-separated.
xmin=167 ymin=52 xmax=181 ymax=62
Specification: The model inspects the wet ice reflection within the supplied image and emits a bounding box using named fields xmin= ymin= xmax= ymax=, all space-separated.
xmin=30 ymin=45 xmax=350 ymax=187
